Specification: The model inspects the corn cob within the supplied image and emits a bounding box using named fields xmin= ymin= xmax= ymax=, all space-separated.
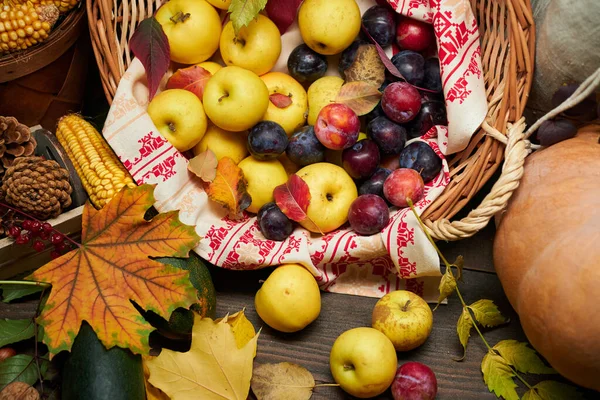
xmin=0 ymin=1 xmax=59 ymax=54
xmin=28 ymin=0 xmax=79 ymax=14
xmin=56 ymin=114 xmax=137 ymax=209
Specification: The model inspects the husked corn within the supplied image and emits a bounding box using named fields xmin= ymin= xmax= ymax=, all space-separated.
xmin=0 ymin=2 xmax=58 ymax=54
xmin=28 ymin=0 xmax=79 ymax=14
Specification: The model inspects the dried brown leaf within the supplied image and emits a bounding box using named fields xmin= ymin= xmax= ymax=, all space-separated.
xmin=251 ymin=362 xmax=314 ymax=400
xmin=344 ymin=44 xmax=386 ymax=88
xmin=188 ymin=149 xmax=218 ymax=182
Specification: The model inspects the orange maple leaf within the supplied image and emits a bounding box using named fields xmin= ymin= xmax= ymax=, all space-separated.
xmin=28 ymin=184 xmax=200 ymax=357
xmin=206 ymin=157 xmax=251 ymax=220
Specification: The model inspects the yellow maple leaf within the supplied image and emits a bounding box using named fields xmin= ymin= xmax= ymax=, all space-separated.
xmin=146 ymin=312 xmax=259 ymax=400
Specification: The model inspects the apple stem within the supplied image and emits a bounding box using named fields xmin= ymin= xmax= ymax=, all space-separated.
xmin=343 ymin=363 xmax=355 ymax=371
xmin=167 ymin=122 xmax=176 ymax=132
xmin=402 ymin=299 xmax=411 ymax=312
xmin=169 ymin=11 xmax=190 ymax=24
xmin=218 ymin=93 xmax=229 ymax=103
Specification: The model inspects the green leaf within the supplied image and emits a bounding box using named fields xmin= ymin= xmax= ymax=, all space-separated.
xmin=228 ymin=0 xmax=268 ymax=34
xmin=452 ymin=255 xmax=464 ymax=281
xmin=1 ymin=285 xmax=43 ymax=303
xmin=0 ymin=319 xmax=39 ymax=348
xmin=434 ymin=266 xmax=457 ymax=311
xmin=0 ymin=354 xmax=39 ymax=390
xmin=481 ymin=350 xmax=519 ymax=400
xmin=456 ymin=307 xmax=472 ymax=360
xmin=493 ymin=340 xmax=556 ymax=374
xmin=468 ymin=299 xmax=507 ymax=328
xmin=522 ymin=381 xmax=584 ymax=400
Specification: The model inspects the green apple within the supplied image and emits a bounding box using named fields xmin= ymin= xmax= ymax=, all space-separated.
xmin=203 ymin=66 xmax=270 ymax=132
xmin=147 ymin=89 xmax=207 ymax=152
xmin=372 ymin=290 xmax=434 ymax=351
xmin=330 ymin=327 xmax=398 ymax=398
xmin=298 ymin=0 xmax=362 ymax=55
xmin=220 ymin=14 xmax=282 ymax=76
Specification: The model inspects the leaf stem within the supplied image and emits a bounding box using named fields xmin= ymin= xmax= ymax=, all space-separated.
xmin=314 ymin=383 xmax=340 ymax=387
xmin=0 ymin=280 xmax=51 ymax=287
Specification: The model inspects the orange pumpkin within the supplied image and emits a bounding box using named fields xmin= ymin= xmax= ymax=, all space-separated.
xmin=494 ymin=124 xmax=600 ymax=391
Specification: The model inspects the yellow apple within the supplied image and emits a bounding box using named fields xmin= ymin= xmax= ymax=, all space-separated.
xmin=147 ymin=89 xmax=207 ymax=152
xmin=155 ymin=0 xmax=221 ymax=64
xmin=192 ymin=122 xmax=248 ymax=164
xmin=372 ymin=290 xmax=433 ymax=351
xmin=296 ymin=163 xmax=357 ymax=233
xmin=307 ymin=76 xmax=344 ymax=125
xmin=260 ymin=72 xmax=308 ymax=136
xmin=206 ymin=0 xmax=231 ymax=10
xmin=220 ymin=14 xmax=282 ymax=76
xmin=197 ymin=61 xmax=223 ymax=75
xmin=298 ymin=0 xmax=361 ymax=55
xmin=238 ymin=156 xmax=288 ymax=213
xmin=203 ymin=66 xmax=270 ymax=132
xmin=255 ymin=264 xmax=321 ymax=333
xmin=330 ymin=327 xmax=397 ymax=398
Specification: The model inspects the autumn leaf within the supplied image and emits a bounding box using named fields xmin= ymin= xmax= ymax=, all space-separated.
xmin=146 ymin=312 xmax=259 ymax=400
xmin=468 ymin=299 xmax=508 ymax=328
xmin=229 ymin=0 xmax=268 ymax=34
xmin=166 ymin=65 xmax=212 ymax=100
xmin=273 ymin=174 xmax=322 ymax=233
xmin=492 ymin=340 xmax=556 ymax=374
xmin=143 ymin=357 xmax=170 ymax=400
xmin=130 ymin=17 xmax=170 ymax=101
xmin=481 ymin=350 xmax=519 ymax=400
xmin=188 ymin=149 xmax=218 ymax=182
xmin=522 ymin=381 xmax=584 ymax=400
xmin=456 ymin=307 xmax=472 ymax=360
xmin=206 ymin=157 xmax=252 ymax=220
xmin=216 ymin=309 xmax=256 ymax=350
xmin=335 ymin=81 xmax=382 ymax=116
xmin=343 ymin=44 xmax=386 ymax=88
xmin=27 ymin=184 xmax=200 ymax=356
xmin=361 ymin=24 xmax=405 ymax=81
xmin=251 ymin=362 xmax=315 ymax=400
xmin=434 ymin=266 xmax=456 ymax=311
xmin=451 ymin=255 xmax=464 ymax=281
xmin=265 ymin=0 xmax=302 ymax=34
xmin=270 ymin=93 xmax=293 ymax=108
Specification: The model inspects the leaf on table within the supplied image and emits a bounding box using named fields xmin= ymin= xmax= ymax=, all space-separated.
xmin=27 ymin=184 xmax=200 ymax=357
xmin=146 ymin=312 xmax=259 ymax=400
xmin=251 ymin=362 xmax=315 ymax=400
xmin=129 ymin=17 xmax=170 ymax=101
xmin=468 ymin=299 xmax=508 ymax=328
xmin=166 ymin=65 xmax=212 ymax=100
xmin=0 ymin=355 xmax=39 ymax=391
xmin=270 ymin=93 xmax=293 ymax=109
xmin=451 ymin=255 xmax=464 ymax=281
xmin=273 ymin=174 xmax=322 ymax=233
xmin=143 ymin=356 xmax=170 ymax=400
xmin=492 ymin=340 xmax=556 ymax=374
xmin=522 ymin=381 xmax=585 ymax=400
xmin=343 ymin=44 xmax=386 ymax=88
xmin=229 ymin=0 xmax=268 ymax=34
xmin=335 ymin=81 xmax=382 ymax=116
xmin=481 ymin=350 xmax=519 ymax=400
xmin=265 ymin=0 xmax=302 ymax=34
xmin=434 ymin=266 xmax=456 ymax=311
xmin=206 ymin=157 xmax=252 ymax=220
xmin=188 ymin=149 xmax=218 ymax=182
xmin=216 ymin=309 xmax=256 ymax=350
xmin=0 ymin=285 xmax=43 ymax=303
xmin=456 ymin=307 xmax=472 ymax=360
xmin=0 ymin=319 xmax=41 ymax=348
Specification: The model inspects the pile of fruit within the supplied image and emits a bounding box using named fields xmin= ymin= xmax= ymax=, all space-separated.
xmin=145 ymin=0 xmax=446 ymax=241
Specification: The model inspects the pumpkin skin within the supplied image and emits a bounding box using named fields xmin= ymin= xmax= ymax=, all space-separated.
xmin=494 ymin=125 xmax=600 ymax=391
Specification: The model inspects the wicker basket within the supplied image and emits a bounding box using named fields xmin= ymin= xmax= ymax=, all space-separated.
xmin=86 ymin=0 xmax=534 ymax=242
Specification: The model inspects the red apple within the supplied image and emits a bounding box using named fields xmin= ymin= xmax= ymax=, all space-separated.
xmin=396 ymin=17 xmax=435 ymax=52
xmin=383 ymin=168 xmax=424 ymax=207
xmin=382 ymin=82 xmax=422 ymax=124
xmin=315 ymin=103 xmax=360 ymax=150
xmin=391 ymin=362 xmax=438 ymax=400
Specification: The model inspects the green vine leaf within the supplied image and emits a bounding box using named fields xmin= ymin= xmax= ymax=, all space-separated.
xmin=456 ymin=307 xmax=472 ymax=360
xmin=522 ymin=381 xmax=585 ymax=400
xmin=468 ymin=299 xmax=508 ymax=328
xmin=0 ymin=285 xmax=43 ymax=303
xmin=481 ymin=350 xmax=519 ymax=400
xmin=0 ymin=355 xmax=39 ymax=390
xmin=229 ymin=0 xmax=268 ymax=34
xmin=434 ymin=266 xmax=457 ymax=311
xmin=493 ymin=340 xmax=556 ymax=375
xmin=0 ymin=319 xmax=41 ymax=348
xmin=451 ymin=255 xmax=464 ymax=281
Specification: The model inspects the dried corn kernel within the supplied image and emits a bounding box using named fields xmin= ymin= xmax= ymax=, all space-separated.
xmin=0 ymin=2 xmax=58 ymax=55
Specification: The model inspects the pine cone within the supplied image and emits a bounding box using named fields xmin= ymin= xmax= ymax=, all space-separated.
xmin=0 ymin=156 xmax=72 ymax=220
xmin=0 ymin=116 xmax=37 ymax=178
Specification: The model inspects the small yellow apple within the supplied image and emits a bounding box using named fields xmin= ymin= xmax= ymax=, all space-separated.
xmin=298 ymin=0 xmax=361 ymax=55
xmin=255 ymin=264 xmax=321 ymax=333
xmin=372 ymin=290 xmax=433 ymax=351
xmin=220 ymin=14 xmax=282 ymax=76
xmin=307 ymin=76 xmax=344 ymax=125
xmin=197 ymin=61 xmax=223 ymax=75
xmin=206 ymin=0 xmax=231 ymax=10
xmin=238 ymin=156 xmax=288 ymax=213
xmin=203 ymin=66 xmax=270 ymax=132
xmin=147 ymin=89 xmax=207 ymax=152
xmin=192 ymin=122 xmax=248 ymax=164
xmin=260 ymin=72 xmax=308 ymax=136
xmin=330 ymin=327 xmax=397 ymax=398
xmin=155 ymin=0 xmax=221 ymax=64
xmin=296 ymin=162 xmax=357 ymax=233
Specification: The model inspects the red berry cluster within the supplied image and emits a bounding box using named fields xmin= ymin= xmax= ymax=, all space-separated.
xmin=7 ymin=219 xmax=70 ymax=259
